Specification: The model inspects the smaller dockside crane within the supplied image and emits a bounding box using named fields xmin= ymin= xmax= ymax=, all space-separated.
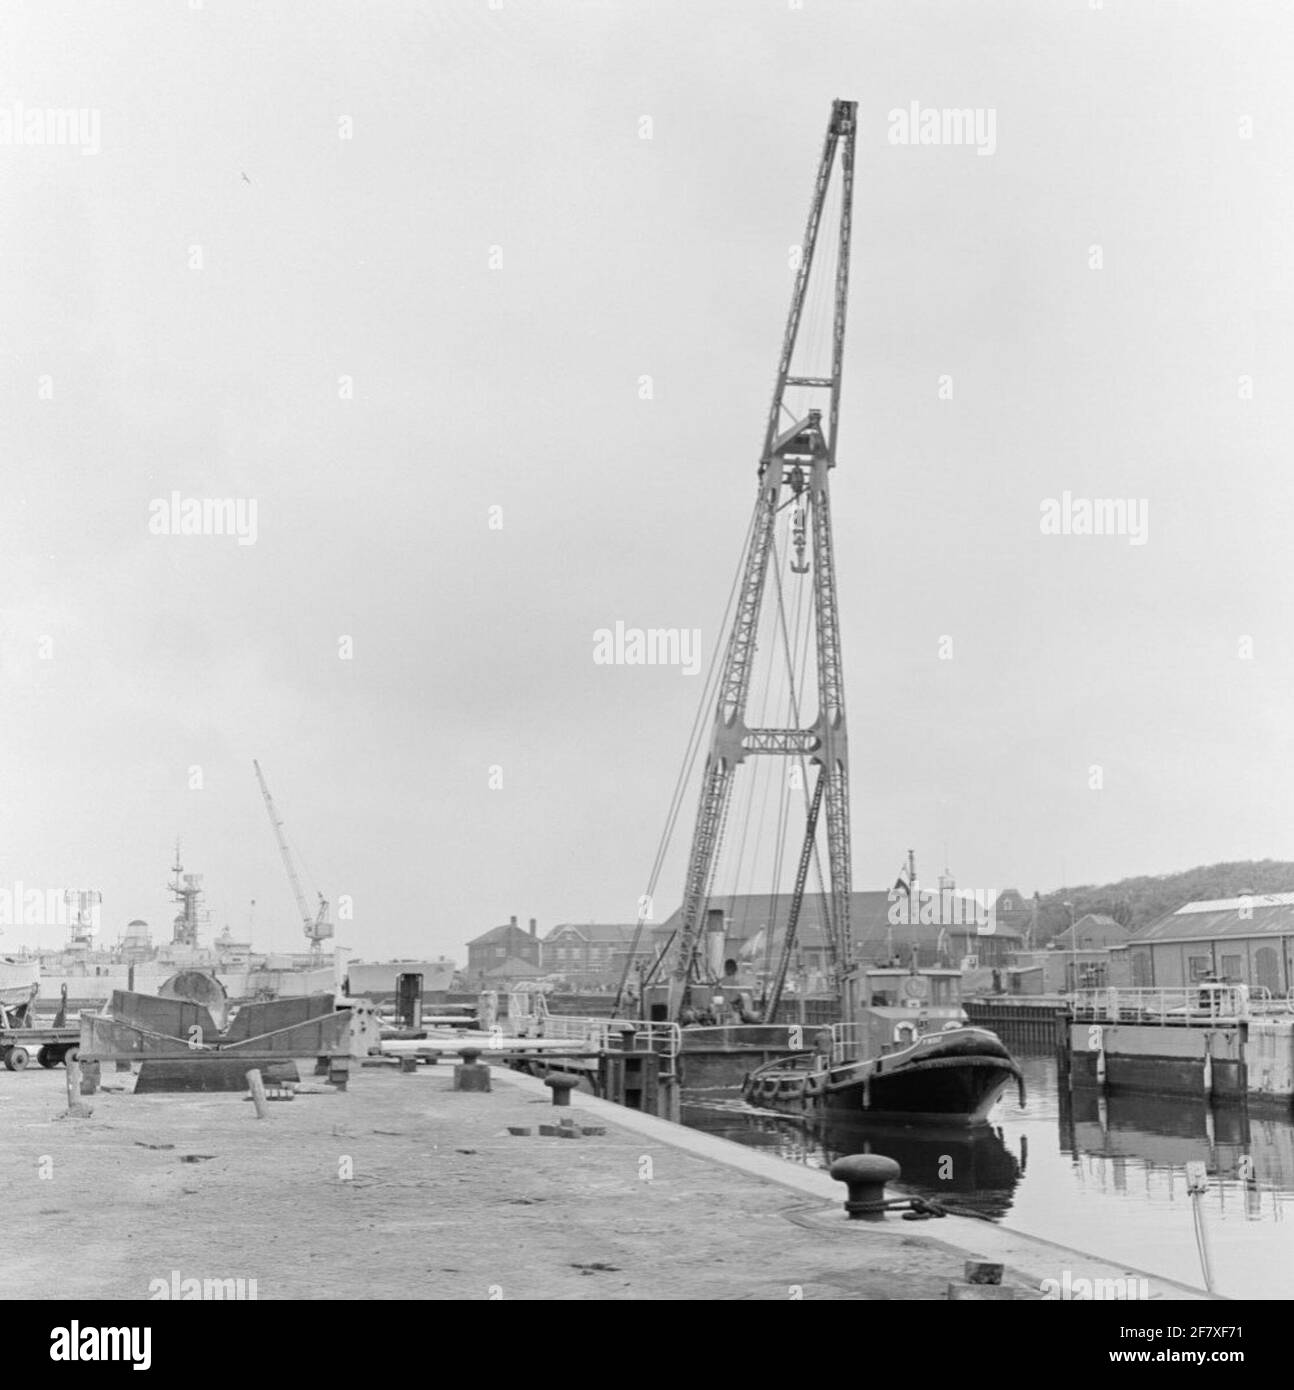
xmin=252 ymin=760 xmax=334 ymax=962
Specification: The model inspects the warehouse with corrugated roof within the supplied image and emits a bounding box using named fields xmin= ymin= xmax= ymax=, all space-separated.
xmin=1120 ymin=893 xmax=1294 ymax=997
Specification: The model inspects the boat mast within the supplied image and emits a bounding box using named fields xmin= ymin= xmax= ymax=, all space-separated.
xmin=666 ymin=99 xmax=858 ymax=1021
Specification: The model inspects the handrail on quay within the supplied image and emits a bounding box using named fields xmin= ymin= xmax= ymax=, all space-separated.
xmin=1071 ymin=985 xmax=1255 ymax=1024
xmin=539 ymin=1015 xmax=681 ymax=1058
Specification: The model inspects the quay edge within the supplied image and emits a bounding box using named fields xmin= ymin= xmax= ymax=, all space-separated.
xmin=485 ymin=1065 xmax=1217 ymax=1300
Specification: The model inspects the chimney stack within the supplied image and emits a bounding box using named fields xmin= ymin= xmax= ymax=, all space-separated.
xmin=510 ymin=914 xmax=517 ymax=928
xmin=529 ymin=917 xmax=537 ymax=937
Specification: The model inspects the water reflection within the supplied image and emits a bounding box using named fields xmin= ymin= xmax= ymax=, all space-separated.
xmin=1060 ymin=1083 xmax=1292 ymax=1214
xmin=682 ymin=1055 xmax=1294 ymax=1297
xmin=681 ymin=1099 xmax=1024 ymax=1219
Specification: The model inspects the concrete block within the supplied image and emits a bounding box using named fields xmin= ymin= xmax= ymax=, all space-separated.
xmin=947 ymin=1282 xmax=1015 ymax=1300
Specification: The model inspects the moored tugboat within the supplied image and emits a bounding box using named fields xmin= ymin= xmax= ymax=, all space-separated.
xmin=743 ymin=965 xmax=1022 ymax=1124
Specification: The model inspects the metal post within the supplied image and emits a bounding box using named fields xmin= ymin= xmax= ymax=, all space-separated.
xmin=247 ymin=1068 xmax=270 ymax=1119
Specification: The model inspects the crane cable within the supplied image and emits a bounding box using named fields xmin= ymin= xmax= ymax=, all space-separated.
xmin=703 ymin=506 xmax=798 ymax=980
xmin=760 ymin=509 xmax=810 ymax=983
xmin=613 ymin=501 xmax=758 ymax=1012
xmin=765 ymin=503 xmax=834 ymax=991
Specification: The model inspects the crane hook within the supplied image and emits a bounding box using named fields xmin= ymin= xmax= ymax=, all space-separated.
xmin=790 ymin=496 xmax=810 ymax=574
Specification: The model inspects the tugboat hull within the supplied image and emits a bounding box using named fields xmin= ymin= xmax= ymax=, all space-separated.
xmin=743 ymin=1026 xmax=1021 ymax=1126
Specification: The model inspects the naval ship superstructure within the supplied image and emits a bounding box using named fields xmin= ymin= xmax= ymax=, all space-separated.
xmin=13 ymin=853 xmax=456 ymax=1013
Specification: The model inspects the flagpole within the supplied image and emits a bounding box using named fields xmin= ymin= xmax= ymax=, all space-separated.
xmin=908 ymin=849 xmax=918 ymax=968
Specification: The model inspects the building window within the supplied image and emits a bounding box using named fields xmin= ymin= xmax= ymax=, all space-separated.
xmin=1220 ymin=955 xmax=1242 ymax=981
xmin=1188 ymin=955 xmax=1212 ymax=982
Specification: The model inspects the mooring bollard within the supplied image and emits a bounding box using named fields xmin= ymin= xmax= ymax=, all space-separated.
xmin=453 ymin=1047 xmax=491 ymax=1092
xmin=246 ymin=1069 xmax=270 ymax=1120
xmin=399 ymin=1056 xmax=418 ymax=1073
xmin=829 ymin=1154 xmax=901 ymax=1220
xmin=328 ymin=1057 xmax=350 ymax=1091
xmin=543 ymin=1074 xmax=579 ymax=1107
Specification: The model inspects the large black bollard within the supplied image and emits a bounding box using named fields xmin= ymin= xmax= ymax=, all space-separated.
xmin=829 ymin=1154 xmax=901 ymax=1220
xmin=454 ymin=1047 xmax=491 ymax=1092
xmin=543 ymin=1074 xmax=579 ymax=1107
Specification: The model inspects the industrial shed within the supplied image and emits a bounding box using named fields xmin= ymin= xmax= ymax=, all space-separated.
xmin=1122 ymin=893 xmax=1294 ymax=997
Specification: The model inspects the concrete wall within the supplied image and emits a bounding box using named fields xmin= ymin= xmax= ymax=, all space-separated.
xmin=1248 ymin=1018 xmax=1294 ymax=1099
xmin=1070 ymin=1020 xmax=1249 ymax=1099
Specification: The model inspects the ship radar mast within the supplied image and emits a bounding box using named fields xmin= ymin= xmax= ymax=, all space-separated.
xmin=168 ymin=841 xmax=205 ymax=948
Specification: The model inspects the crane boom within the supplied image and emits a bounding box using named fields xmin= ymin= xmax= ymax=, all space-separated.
xmin=664 ymin=100 xmax=857 ymax=1020
xmin=253 ymin=759 xmax=317 ymax=936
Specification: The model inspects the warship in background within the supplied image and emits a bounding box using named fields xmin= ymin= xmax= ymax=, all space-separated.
xmin=7 ymin=851 xmax=456 ymax=1015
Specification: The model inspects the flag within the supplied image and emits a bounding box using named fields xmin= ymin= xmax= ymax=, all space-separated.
xmin=892 ymin=869 xmax=910 ymax=897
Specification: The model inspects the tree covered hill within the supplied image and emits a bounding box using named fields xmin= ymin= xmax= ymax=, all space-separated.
xmin=1032 ymin=860 xmax=1294 ymax=942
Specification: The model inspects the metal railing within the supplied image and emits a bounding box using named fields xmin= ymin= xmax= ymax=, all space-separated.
xmin=632 ymin=1021 xmax=682 ymax=1058
xmin=1246 ymin=986 xmax=1294 ymax=1015
xmin=539 ymin=1014 xmax=681 ymax=1058
xmin=539 ymin=1015 xmax=614 ymax=1047
xmin=828 ymin=1022 xmax=866 ymax=1065
xmin=1072 ymin=985 xmax=1251 ymax=1024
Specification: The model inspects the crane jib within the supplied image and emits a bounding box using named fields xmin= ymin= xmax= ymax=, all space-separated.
xmin=664 ymin=100 xmax=857 ymax=1022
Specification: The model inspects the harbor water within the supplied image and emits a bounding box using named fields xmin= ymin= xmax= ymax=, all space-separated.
xmin=682 ymin=1051 xmax=1294 ymax=1300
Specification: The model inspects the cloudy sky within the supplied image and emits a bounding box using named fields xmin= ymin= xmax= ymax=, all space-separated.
xmin=1 ymin=1 xmax=1292 ymax=963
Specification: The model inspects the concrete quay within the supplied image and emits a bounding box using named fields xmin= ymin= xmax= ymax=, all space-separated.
xmin=1 ymin=1060 xmax=1212 ymax=1300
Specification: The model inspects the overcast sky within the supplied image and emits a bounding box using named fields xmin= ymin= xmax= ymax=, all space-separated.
xmin=2 ymin=1 xmax=1292 ymax=963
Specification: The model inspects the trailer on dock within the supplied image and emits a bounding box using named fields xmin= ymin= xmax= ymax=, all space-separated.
xmin=0 ymin=994 xmax=81 ymax=1070
xmin=1 ymin=1026 xmax=81 ymax=1071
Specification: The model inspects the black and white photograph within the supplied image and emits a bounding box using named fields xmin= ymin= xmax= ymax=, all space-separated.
xmin=2 ymin=0 xmax=1290 ymax=1346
